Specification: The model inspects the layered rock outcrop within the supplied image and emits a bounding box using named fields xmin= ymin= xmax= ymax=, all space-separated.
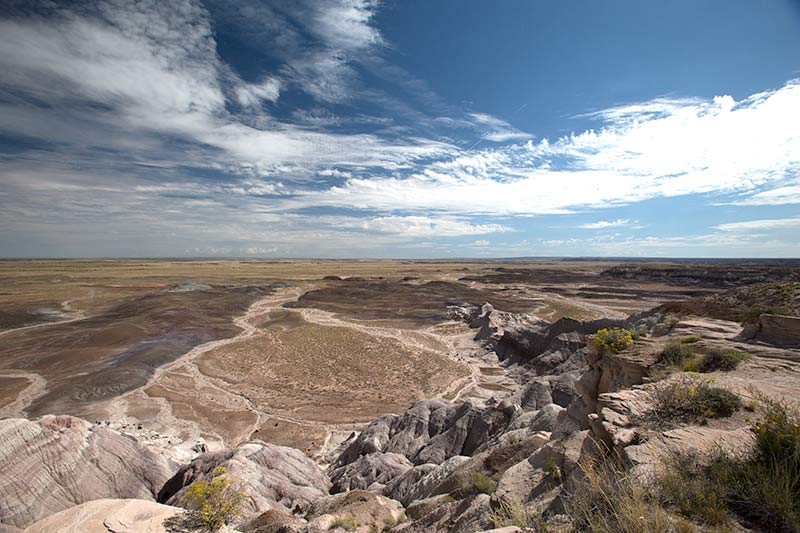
xmin=746 ymin=313 xmax=800 ymax=348
xmin=0 ymin=416 xmax=176 ymax=529
xmin=158 ymin=442 xmax=330 ymax=522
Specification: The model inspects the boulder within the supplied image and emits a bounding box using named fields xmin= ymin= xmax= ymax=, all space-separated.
xmin=394 ymin=493 xmax=492 ymax=533
xmin=429 ymin=434 xmax=551 ymax=499
xmin=158 ymin=442 xmax=329 ymax=522
xmin=334 ymin=415 xmax=397 ymax=466
xmin=751 ymin=314 xmax=800 ymax=348
xmin=243 ymin=509 xmax=306 ymax=533
xmin=0 ymin=416 xmax=176 ymax=529
xmin=472 ymin=303 xmax=512 ymax=345
xmin=385 ymin=456 xmax=468 ymax=505
xmin=528 ymin=403 xmax=564 ymax=432
xmin=23 ymin=499 xmax=184 ymax=533
xmin=329 ymin=452 xmax=413 ymax=493
xmin=506 ymin=403 xmax=563 ymax=435
xmin=416 ymin=399 xmax=514 ymax=464
xmin=383 ymin=463 xmax=437 ymax=504
xmin=519 ymin=380 xmax=553 ymax=411
xmin=386 ymin=400 xmax=454 ymax=460
xmin=550 ymin=372 xmax=580 ymax=407
xmin=305 ymin=491 xmax=404 ymax=532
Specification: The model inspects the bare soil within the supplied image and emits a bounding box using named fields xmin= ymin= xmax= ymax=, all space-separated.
xmin=3 ymin=259 xmax=790 ymax=459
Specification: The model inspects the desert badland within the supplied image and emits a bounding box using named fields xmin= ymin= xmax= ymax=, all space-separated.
xmin=2 ymin=259 xmax=800 ymax=532
xmin=2 ymin=1 xmax=799 ymax=531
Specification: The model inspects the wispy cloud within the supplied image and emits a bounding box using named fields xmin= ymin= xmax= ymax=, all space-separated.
xmin=578 ymin=219 xmax=635 ymax=229
xmin=467 ymin=112 xmax=532 ymax=143
xmin=331 ymin=216 xmax=511 ymax=237
xmin=715 ymin=216 xmax=800 ymax=232
xmin=0 ymin=1 xmax=798 ymax=257
xmin=0 ymin=0 xmax=459 ymax=178
xmin=275 ymin=80 xmax=800 ymax=215
xmin=724 ymin=183 xmax=800 ymax=206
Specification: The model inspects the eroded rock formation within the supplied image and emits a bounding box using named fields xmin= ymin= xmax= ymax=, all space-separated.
xmin=158 ymin=442 xmax=330 ymax=523
xmin=0 ymin=416 xmax=176 ymax=529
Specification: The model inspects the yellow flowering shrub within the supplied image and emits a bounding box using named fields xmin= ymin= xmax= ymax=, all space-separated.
xmin=181 ymin=466 xmax=246 ymax=530
xmin=593 ymin=327 xmax=634 ymax=354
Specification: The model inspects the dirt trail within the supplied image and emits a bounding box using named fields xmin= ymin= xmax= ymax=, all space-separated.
xmin=295 ymin=308 xmax=509 ymax=402
xmin=102 ymin=285 xmax=503 ymax=463
xmin=102 ymin=287 xmax=304 ymax=458
xmin=151 ymin=287 xmax=302 ymax=383
xmin=0 ymin=371 xmax=47 ymax=417
xmin=0 ymin=299 xmax=87 ymax=338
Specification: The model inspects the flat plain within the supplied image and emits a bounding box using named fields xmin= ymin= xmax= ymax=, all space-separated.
xmin=0 ymin=258 xmax=739 ymax=458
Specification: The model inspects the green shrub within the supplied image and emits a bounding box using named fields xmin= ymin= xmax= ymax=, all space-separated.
xmin=461 ymin=471 xmax=497 ymax=495
xmin=643 ymin=375 xmax=741 ymax=426
xmin=678 ymin=336 xmax=702 ymax=344
xmin=594 ymin=327 xmax=634 ymax=354
xmin=180 ymin=466 xmax=246 ymax=531
xmin=681 ymin=358 xmax=700 ymax=373
xmin=544 ymin=456 xmax=562 ymax=481
xmin=700 ymin=386 xmax=742 ymax=417
xmin=695 ymin=347 xmax=749 ymax=372
xmin=330 ymin=516 xmax=357 ymax=531
xmin=659 ymin=342 xmax=695 ymax=367
xmin=657 ymin=342 xmax=749 ymax=375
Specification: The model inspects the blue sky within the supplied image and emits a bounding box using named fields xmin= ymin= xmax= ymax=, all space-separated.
xmin=0 ymin=0 xmax=799 ymax=258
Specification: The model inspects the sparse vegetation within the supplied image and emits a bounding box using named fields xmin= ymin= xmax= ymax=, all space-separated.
xmin=461 ymin=471 xmax=497 ymax=495
xmin=594 ymin=327 xmax=634 ymax=354
xmin=665 ymin=314 xmax=680 ymax=328
xmin=643 ymin=375 xmax=741 ymax=427
xmin=713 ymin=398 xmax=800 ymax=530
xmin=488 ymin=498 xmax=546 ymax=530
xmin=659 ymin=341 xmax=696 ymax=367
xmin=655 ymin=397 xmax=800 ymax=531
xmin=330 ymin=515 xmax=358 ymax=531
xmin=662 ymin=281 xmax=800 ymax=324
xmin=694 ymin=347 xmax=749 ymax=372
xmin=544 ymin=456 xmax=562 ymax=481
xmin=657 ymin=452 xmax=730 ymax=527
xmin=656 ymin=341 xmax=749 ymax=375
xmin=567 ymin=457 xmax=677 ymax=532
xmin=180 ymin=466 xmax=246 ymax=531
